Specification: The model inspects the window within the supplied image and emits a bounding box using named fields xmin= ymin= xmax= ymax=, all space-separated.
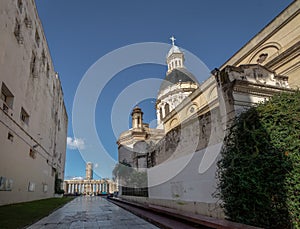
xmin=58 ymin=119 xmax=61 ymax=131
xmin=46 ymin=63 xmax=50 ymax=77
xmin=30 ymin=52 xmax=37 ymax=77
xmin=41 ymin=50 xmax=46 ymax=66
xmin=1 ymin=83 xmax=14 ymax=111
xmin=14 ymin=19 xmax=23 ymax=44
xmin=43 ymin=184 xmax=48 ymax=193
xmin=190 ymin=106 xmax=195 ymax=113
xmin=24 ymin=15 xmax=32 ymax=28
xmin=35 ymin=30 xmax=40 ymax=46
xmin=28 ymin=182 xmax=35 ymax=192
xmin=29 ymin=149 xmax=36 ymax=159
xmin=17 ymin=0 xmax=23 ymax=13
xmin=165 ymin=103 xmax=170 ymax=116
xmin=160 ymin=107 xmax=163 ymax=120
xmin=20 ymin=107 xmax=29 ymax=124
xmin=0 ymin=177 xmax=13 ymax=191
xmin=7 ymin=132 xmax=14 ymax=142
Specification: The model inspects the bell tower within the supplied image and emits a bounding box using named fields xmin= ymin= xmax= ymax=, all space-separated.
xmin=131 ymin=106 xmax=143 ymax=130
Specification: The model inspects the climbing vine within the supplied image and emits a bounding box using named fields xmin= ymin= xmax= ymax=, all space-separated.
xmin=216 ymin=91 xmax=300 ymax=228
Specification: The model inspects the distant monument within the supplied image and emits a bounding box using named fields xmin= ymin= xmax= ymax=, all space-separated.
xmin=64 ymin=162 xmax=117 ymax=195
xmin=85 ymin=162 xmax=93 ymax=180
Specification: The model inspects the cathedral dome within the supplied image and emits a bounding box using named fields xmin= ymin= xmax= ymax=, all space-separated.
xmin=159 ymin=68 xmax=197 ymax=92
xmin=155 ymin=36 xmax=198 ymax=129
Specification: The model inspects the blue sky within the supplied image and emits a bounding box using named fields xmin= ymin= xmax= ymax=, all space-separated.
xmin=35 ymin=0 xmax=292 ymax=179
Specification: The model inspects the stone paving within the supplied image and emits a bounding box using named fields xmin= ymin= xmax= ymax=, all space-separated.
xmin=27 ymin=196 xmax=159 ymax=229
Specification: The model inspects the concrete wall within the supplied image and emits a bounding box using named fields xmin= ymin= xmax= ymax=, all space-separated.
xmin=0 ymin=0 xmax=68 ymax=205
xmin=121 ymin=195 xmax=225 ymax=219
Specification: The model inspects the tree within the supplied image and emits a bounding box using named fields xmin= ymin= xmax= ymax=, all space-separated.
xmin=216 ymin=91 xmax=300 ymax=228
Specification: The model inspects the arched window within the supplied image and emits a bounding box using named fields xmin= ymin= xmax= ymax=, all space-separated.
xmin=165 ymin=103 xmax=170 ymax=116
xmin=30 ymin=52 xmax=36 ymax=76
xmin=160 ymin=107 xmax=163 ymax=120
xmin=175 ymin=60 xmax=178 ymax=67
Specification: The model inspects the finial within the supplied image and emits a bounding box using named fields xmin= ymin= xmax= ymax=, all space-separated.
xmin=170 ymin=36 xmax=176 ymax=46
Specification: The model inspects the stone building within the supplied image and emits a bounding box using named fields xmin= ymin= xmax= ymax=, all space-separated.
xmin=0 ymin=0 xmax=68 ymax=205
xmin=64 ymin=163 xmax=117 ymax=195
xmin=117 ymin=1 xmax=300 ymax=219
xmin=117 ymin=106 xmax=165 ymax=169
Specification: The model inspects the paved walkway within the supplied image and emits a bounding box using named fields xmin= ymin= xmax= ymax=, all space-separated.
xmin=28 ymin=196 xmax=159 ymax=229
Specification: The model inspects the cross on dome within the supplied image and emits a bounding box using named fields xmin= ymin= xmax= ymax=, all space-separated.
xmin=170 ymin=36 xmax=176 ymax=46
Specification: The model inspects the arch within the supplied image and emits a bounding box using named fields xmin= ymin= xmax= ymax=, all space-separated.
xmin=159 ymin=107 xmax=163 ymax=120
xmin=170 ymin=118 xmax=179 ymax=129
xmin=207 ymin=85 xmax=217 ymax=100
xmin=248 ymin=42 xmax=282 ymax=64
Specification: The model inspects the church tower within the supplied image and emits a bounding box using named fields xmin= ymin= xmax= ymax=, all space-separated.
xmin=156 ymin=36 xmax=198 ymax=129
xmin=166 ymin=36 xmax=185 ymax=73
xmin=131 ymin=106 xmax=143 ymax=130
xmin=85 ymin=162 xmax=93 ymax=180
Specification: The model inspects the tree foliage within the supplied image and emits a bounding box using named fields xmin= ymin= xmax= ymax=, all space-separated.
xmin=217 ymin=91 xmax=300 ymax=228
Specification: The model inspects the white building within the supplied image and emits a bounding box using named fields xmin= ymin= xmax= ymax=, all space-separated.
xmin=0 ymin=0 xmax=68 ymax=205
xmin=64 ymin=163 xmax=118 ymax=195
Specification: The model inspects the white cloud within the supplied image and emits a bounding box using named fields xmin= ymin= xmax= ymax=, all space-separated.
xmin=72 ymin=176 xmax=84 ymax=180
xmin=67 ymin=137 xmax=85 ymax=150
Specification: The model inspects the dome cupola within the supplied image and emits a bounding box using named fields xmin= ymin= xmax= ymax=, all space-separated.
xmin=166 ymin=36 xmax=185 ymax=73
xmin=156 ymin=37 xmax=198 ymax=129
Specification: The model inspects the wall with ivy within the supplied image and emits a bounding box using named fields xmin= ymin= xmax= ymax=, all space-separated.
xmin=217 ymin=91 xmax=300 ymax=228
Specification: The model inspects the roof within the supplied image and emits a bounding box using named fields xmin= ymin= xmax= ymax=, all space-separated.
xmin=159 ymin=68 xmax=198 ymax=92
xmin=167 ymin=45 xmax=182 ymax=58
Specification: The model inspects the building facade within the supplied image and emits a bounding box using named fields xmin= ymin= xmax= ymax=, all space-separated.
xmin=117 ymin=1 xmax=300 ymax=219
xmin=0 ymin=0 xmax=68 ymax=205
xmin=64 ymin=163 xmax=117 ymax=195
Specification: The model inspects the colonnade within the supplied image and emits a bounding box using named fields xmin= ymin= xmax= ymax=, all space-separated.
xmin=63 ymin=181 xmax=115 ymax=195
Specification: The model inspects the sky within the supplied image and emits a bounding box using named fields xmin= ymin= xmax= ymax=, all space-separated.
xmin=35 ymin=0 xmax=293 ymax=179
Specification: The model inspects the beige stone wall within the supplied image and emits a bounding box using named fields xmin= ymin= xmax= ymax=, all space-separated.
xmin=0 ymin=0 xmax=67 ymax=205
xmin=163 ymin=76 xmax=218 ymax=133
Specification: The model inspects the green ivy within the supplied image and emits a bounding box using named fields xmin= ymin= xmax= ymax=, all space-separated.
xmin=216 ymin=91 xmax=300 ymax=228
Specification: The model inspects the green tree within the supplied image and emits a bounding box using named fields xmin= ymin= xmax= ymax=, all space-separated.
xmin=217 ymin=91 xmax=300 ymax=228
